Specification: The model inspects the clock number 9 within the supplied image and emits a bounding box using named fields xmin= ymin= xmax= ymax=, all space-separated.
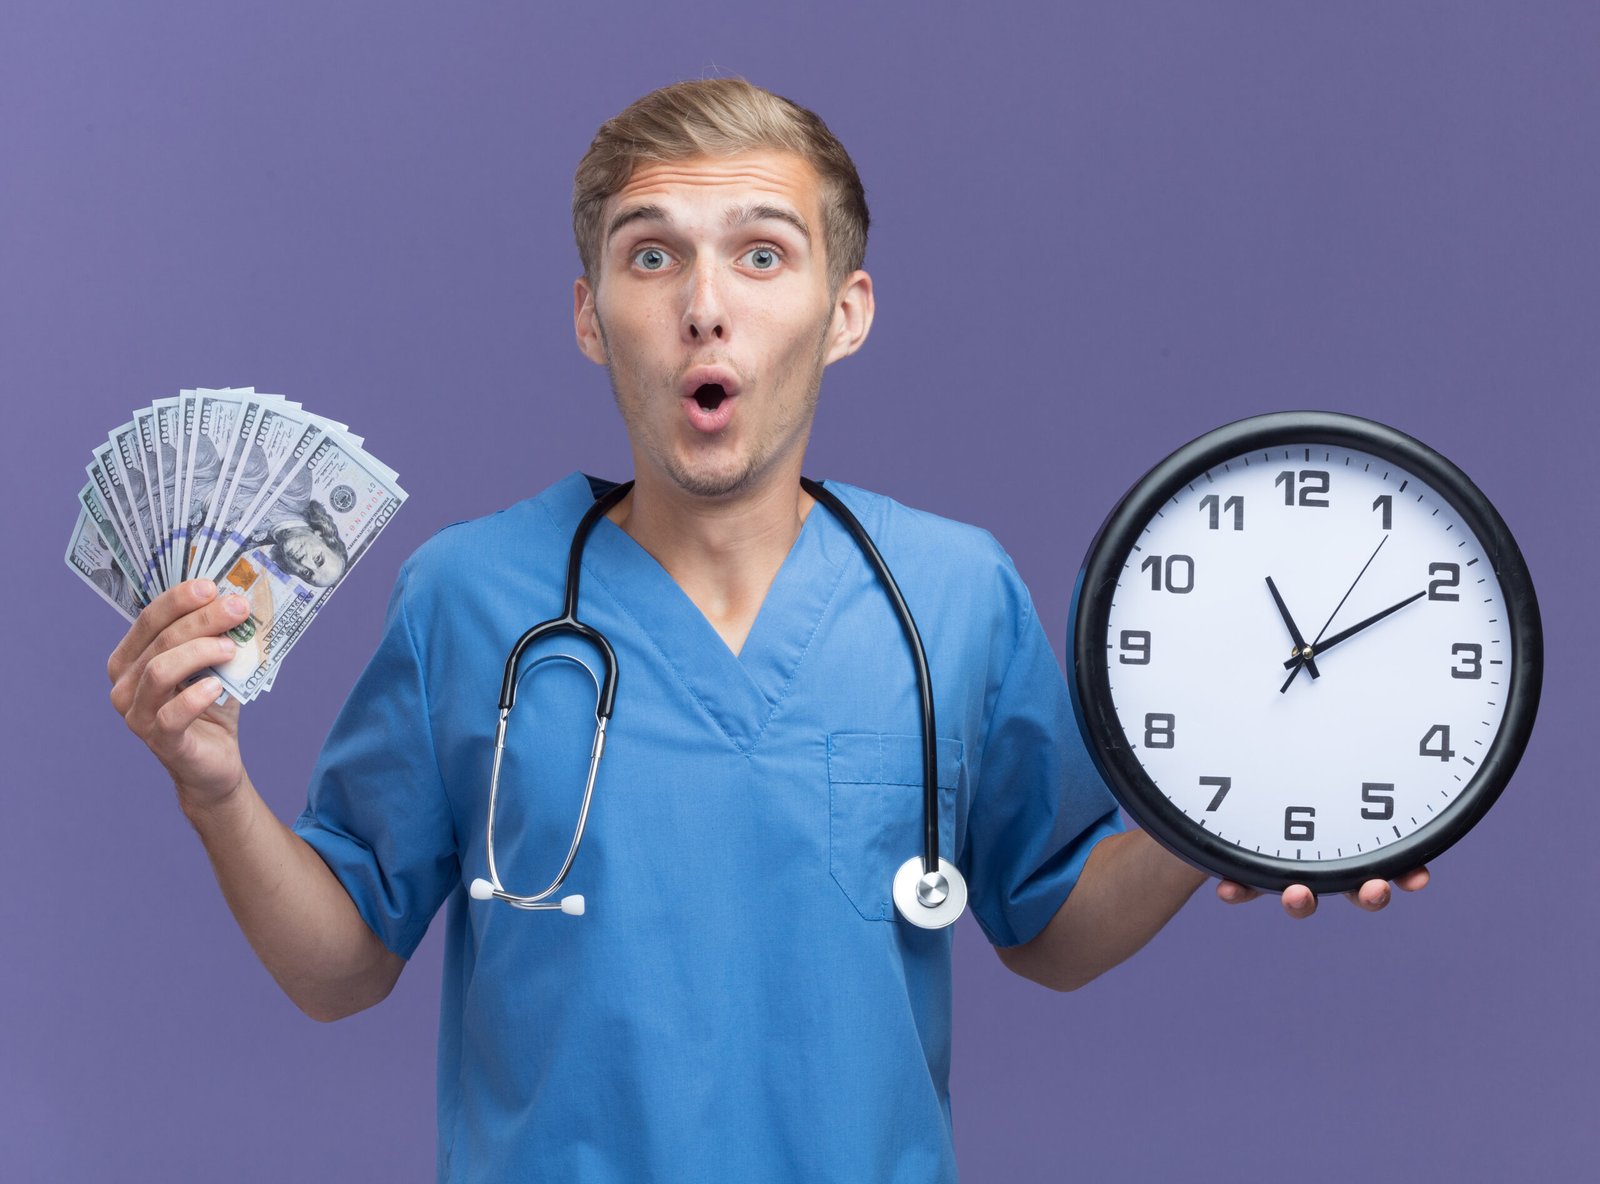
xmin=1118 ymin=630 xmax=1151 ymax=665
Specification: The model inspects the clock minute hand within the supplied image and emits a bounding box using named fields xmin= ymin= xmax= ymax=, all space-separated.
xmin=1266 ymin=576 xmax=1320 ymax=682
xmin=1281 ymin=589 xmax=1429 ymax=670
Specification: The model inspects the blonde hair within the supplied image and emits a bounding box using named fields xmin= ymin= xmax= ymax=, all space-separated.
xmin=573 ymin=78 xmax=869 ymax=290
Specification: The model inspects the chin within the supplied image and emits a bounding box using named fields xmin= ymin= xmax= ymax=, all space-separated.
xmin=664 ymin=453 xmax=761 ymax=499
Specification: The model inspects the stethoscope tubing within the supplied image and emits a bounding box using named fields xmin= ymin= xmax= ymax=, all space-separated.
xmin=799 ymin=478 xmax=941 ymax=878
xmin=498 ymin=481 xmax=632 ymax=715
xmin=478 ymin=480 xmax=632 ymax=911
xmin=480 ymin=657 xmax=609 ymax=910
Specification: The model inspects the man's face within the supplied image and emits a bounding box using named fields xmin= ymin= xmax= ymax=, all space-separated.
xmin=574 ymin=151 xmax=872 ymax=501
xmin=274 ymin=523 xmax=346 ymax=587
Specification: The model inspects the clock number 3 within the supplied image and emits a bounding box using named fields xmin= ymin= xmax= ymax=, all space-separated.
xmin=1451 ymin=643 xmax=1483 ymax=679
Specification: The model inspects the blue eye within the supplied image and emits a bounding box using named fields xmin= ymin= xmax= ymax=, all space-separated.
xmin=746 ymin=247 xmax=779 ymax=270
xmin=634 ymin=247 xmax=669 ymax=271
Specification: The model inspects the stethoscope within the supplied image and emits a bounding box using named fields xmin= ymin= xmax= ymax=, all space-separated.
xmin=467 ymin=478 xmax=968 ymax=929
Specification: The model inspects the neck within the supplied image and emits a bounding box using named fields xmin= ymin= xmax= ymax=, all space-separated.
xmin=609 ymin=464 xmax=814 ymax=655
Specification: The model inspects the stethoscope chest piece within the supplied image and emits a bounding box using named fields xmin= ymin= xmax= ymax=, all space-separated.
xmin=893 ymin=857 xmax=967 ymax=929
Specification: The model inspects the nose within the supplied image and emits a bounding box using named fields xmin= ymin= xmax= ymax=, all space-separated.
xmin=682 ymin=261 xmax=726 ymax=343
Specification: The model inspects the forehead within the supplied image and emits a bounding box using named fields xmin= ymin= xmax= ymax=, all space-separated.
xmin=606 ymin=151 xmax=825 ymax=227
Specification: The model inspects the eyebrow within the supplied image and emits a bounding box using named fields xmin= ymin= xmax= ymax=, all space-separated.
xmin=605 ymin=203 xmax=668 ymax=245
xmin=725 ymin=203 xmax=811 ymax=243
xmin=604 ymin=202 xmax=813 ymax=247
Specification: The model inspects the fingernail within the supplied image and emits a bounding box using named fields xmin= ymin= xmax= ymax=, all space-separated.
xmin=195 ymin=580 xmax=216 ymax=600
xmin=218 ymin=637 xmax=236 ymax=658
xmin=224 ymin=596 xmax=249 ymax=616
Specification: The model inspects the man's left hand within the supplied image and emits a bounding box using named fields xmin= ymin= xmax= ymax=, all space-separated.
xmin=1215 ymin=867 xmax=1431 ymax=917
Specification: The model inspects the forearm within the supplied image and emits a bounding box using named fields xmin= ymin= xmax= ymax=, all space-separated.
xmin=181 ymin=775 xmax=404 ymax=1022
xmin=997 ymin=829 xmax=1207 ymax=992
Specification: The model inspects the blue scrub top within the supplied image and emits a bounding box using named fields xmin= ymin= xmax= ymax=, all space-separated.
xmin=295 ymin=473 xmax=1120 ymax=1182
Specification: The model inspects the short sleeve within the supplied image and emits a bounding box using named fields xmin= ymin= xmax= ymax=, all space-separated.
xmin=962 ymin=582 xmax=1122 ymax=949
xmin=292 ymin=562 xmax=459 ymax=959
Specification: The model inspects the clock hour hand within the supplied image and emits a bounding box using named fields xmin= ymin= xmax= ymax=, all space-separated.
xmin=1266 ymin=576 xmax=1320 ymax=684
xmin=1279 ymin=535 xmax=1391 ymax=692
xmin=1281 ymin=589 xmax=1429 ymax=671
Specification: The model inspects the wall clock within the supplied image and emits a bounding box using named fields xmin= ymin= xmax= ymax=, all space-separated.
xmin=1070 ymin=412 xmax=1542 ymax=892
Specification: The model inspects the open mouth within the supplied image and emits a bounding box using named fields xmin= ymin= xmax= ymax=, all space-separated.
xmin=680 ymin=369 xmax=739 ymax=433
xmin=692 ymin=383 xmax=727 ymax=411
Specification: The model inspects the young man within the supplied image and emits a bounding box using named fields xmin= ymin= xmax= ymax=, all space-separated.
xmin=109 ymin=79 xmax=1423 ymax=1181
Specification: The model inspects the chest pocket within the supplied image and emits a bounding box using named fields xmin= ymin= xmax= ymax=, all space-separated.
xmin=828 ymin=732 xmax=965 ymax=921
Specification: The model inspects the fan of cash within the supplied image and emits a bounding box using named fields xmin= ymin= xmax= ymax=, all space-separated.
xmin=65 ymin=387 xmax=408 ymax=703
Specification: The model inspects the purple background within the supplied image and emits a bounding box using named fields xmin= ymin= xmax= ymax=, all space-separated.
xmin=4 ymin=3 xmax=1596 ymax=1180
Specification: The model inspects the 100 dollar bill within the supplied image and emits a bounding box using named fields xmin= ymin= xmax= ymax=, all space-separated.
xmin=205 ymin=430 xmax=407 ymax=701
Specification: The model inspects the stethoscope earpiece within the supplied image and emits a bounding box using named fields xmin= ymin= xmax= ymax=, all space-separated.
xmin=470 ymin=876 xmax=585 ymax=916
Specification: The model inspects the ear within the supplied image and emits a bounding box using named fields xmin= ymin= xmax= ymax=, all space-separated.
xmin=824 ymin=269 xmax=875 ymax=365
xmin=574 ymin=276 xmax=608 ymax=365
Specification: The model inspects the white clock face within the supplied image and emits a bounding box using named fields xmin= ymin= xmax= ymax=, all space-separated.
xmin=1103 ymin=442 xmax=1513 ymax=866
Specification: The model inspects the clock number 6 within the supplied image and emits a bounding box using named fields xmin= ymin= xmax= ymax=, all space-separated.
xmin=1284 ymin=806 xmax=1316 ymax=841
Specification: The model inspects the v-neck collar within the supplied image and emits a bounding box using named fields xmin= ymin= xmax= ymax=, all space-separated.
xmin=547 ymin=473 xmax=853 ymax=753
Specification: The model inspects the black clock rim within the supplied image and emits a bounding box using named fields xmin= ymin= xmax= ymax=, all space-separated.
xmin=1070 ymin=410 xmax=1544 ymax=893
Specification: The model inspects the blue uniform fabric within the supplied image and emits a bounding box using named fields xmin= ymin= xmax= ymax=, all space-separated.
xmin=293 ymin=472 xmax=1121 ymax=1182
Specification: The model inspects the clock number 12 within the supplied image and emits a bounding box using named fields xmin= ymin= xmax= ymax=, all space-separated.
xmin=1275 ymin=469 xmax=1330 ymax=507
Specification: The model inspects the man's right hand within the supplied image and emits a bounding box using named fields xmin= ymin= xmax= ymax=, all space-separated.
xmin=106 ymin=578 xmax=405 ymax=1022
xmin=108 ymin=579 xmax=251 ymax=812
